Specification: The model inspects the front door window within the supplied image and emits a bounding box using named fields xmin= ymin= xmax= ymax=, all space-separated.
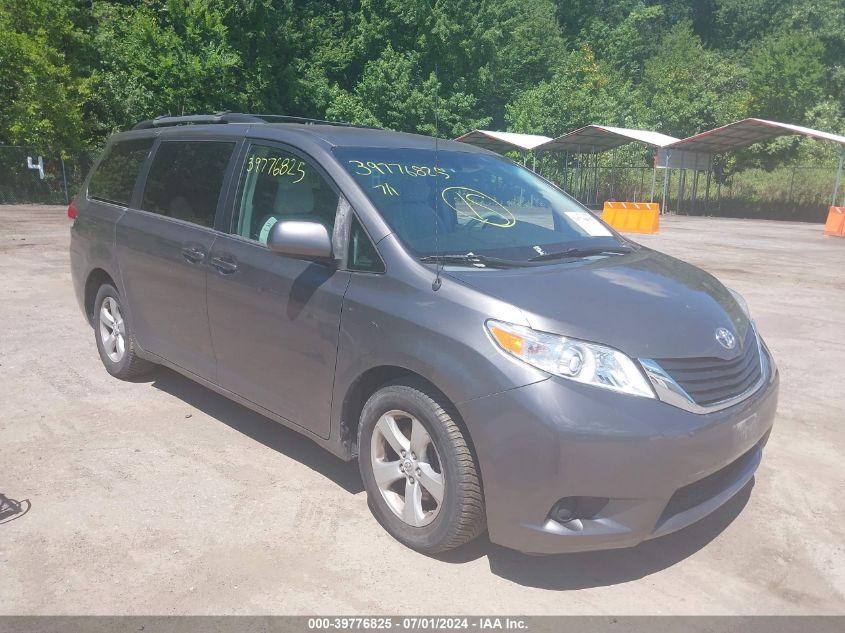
xmin=232 ymin=145 xmax=339 ymax=244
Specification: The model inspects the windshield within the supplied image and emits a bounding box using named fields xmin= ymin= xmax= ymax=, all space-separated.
xmin=334 ymin=147 xmax=624 ymax=264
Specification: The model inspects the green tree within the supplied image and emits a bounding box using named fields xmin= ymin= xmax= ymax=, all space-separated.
xmin=641 ymin=21 xmax=748 ymax=137
xmin=780 ymin=0 xmax=845 ymax=107
xmin=471 ymin=0 xmax=566 ymax=127
xmin=217 ymin=0 xmax=301 ymax=113
xmin=0 ymin=0 xmax=842 ymax=156
xmin=89 ymin=0 xmax=245 ymax=133
xmin=711 ymin=0 xmax=789 ymax=48
xmin=586 ymin=4 xmax=668 ymax=83
xmin=505 ymin=45 xmax=636 ymax=136
xmin=0 ymin=0 xmax=85 ymax=151
xmin=326 ymin=45 xmax=490 ymax=136
xmin=747 ymin=29 xmax=825 ymax=123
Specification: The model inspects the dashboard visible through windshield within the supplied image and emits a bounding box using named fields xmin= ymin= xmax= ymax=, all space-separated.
xmin=333 ymin=147 xmax=624 ymax=264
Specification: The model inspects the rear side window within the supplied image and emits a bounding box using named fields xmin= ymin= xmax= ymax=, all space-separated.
xmin=141 ymin=141 xmax=235 ymax=228
xmin=88 ymin=138 xmax=153 ymax=205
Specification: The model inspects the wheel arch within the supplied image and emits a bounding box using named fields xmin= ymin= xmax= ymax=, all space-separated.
xmin=339 ymin=366 xmax=482 ymax=482
xmin=84 ymin=268 xmax=118 ymax=326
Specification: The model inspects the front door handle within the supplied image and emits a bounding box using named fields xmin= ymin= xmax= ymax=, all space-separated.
xmin=211 ymin=255 xmax=238 ymax=274
xmin=181 ymin=246 xmax=206 ymax=263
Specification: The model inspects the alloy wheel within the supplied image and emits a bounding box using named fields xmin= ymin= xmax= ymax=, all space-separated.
xmin=370 ymin=410 xmax=445 ymax=527
xmin=98 ymin=296 xmax=126 ymax=363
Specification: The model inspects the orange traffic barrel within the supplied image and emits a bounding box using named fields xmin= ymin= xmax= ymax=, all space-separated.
xmin=824 ymin=206 xmax=845 ymax=237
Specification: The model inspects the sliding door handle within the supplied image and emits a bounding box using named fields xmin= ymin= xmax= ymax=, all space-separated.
xmin=181 ymin=246 xmax=206 ymax=263
xmin=211 ymin=256 xmax=238 ymax=274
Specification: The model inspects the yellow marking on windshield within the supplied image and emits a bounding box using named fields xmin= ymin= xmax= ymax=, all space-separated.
xmin=347 ymin=160 xmax=450 ymax=179
xmin=441 ymin=186 xmax=516 ymax=228
xmin=374 ymin=183 xmax=399 ymax=196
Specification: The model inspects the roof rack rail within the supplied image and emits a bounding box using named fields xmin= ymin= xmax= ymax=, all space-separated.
xmin=132 ymin=112 xmax=377 ymax=131
xmin=252 ymin=114 xmax=378 ymax=129
xmin=132 ymin=112 xmax=263 ymax=130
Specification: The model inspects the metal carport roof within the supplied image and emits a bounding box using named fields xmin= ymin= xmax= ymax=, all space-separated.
xmin=536 ymin=125 xmax=679 ymax=153
xmin=659 ymin=118 xmax=845 ymax=207
xmin=662 ymin=118 xmax=845 ymax=153
xmin=454 ymin=129 xmax=552 ymax=153
xmin=530 ymin=126 xmax=679 ymax=204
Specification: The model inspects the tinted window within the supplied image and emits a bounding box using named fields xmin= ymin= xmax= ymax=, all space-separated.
xmin=333 ymin=147 xmax=622 ymax=263
xmin=88 ymin=138 xmax=153 ymax=205
xmin=349 ymin=215 xmax=384 ymax=272
xmin=141 ymin=141 xmax=235 ymax=228
xmin=231 ymin=145 xmax=339 ymax=243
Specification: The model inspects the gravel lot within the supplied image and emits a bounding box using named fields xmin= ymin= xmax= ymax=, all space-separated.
xmin=1 ymin=204 xmax=843 ymax=615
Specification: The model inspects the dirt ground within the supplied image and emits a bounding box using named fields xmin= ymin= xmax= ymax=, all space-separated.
xmin=1 ymin=204 xmax=843 ymax=615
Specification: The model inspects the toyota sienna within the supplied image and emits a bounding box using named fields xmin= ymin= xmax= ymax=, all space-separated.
xmin=69 ymin=113 xmax=779 ymax=554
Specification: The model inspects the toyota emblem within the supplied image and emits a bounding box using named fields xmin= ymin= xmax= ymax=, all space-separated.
xmin=715 ymin=327 xmax=736 ymax=350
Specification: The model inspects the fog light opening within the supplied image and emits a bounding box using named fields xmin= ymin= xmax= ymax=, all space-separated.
xmin=549 ymin=496 xmax=609 ymax=524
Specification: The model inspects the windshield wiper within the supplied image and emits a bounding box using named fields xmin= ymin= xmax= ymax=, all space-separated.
xmin=528 ymin=245 xmax=635 ymax=262
xmin=419 ymin=253 xmax=522 ymax=268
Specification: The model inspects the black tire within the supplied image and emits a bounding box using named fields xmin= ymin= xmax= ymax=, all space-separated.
xmin=93 ymin=283 xmax=154 ymax=380
xmin=358 ymin=380 xmax=486 ymax=553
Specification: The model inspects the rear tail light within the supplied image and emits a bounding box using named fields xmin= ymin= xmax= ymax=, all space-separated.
xmin=67 ymin=203 xmax=77 ymax=219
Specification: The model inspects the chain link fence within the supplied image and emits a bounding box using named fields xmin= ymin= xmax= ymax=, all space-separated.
xmin=0 ymin=146 xmax=95 ymax=205
xmin=539 ymin=158 xmax=838 ymax=223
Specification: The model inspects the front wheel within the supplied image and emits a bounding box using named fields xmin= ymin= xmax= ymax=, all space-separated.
xmin=358 ymin=381 xmax=486 ymax=553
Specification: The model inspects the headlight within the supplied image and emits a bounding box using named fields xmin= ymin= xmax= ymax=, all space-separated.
xmin=728 ymin=288 xmax=750 ymax=318
xmin=485 ymin=320 xmax=655 ymax=398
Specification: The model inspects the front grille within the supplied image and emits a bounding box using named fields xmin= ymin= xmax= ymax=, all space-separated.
xmin=653 ymin=327 xmax=762 ymax=406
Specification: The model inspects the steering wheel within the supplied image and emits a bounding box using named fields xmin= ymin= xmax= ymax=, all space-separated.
xmin=464 ymin=213 xmax=501 ymax=229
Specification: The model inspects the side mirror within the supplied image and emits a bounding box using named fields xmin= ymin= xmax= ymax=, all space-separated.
xmin=267 ymin=220 xmax=333 ymax=261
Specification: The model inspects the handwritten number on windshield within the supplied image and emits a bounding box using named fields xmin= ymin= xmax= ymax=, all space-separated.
xmin=348 ymin=160 xmax=450 ymax=179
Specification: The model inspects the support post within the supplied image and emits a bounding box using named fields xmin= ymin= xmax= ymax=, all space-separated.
xmin=581 ymin=152 xmax=588 ymax=202
xmin=61 ymin=157 xmax=69 ymax=205
xmin=661 ymin=152 xmax=670 ymax=215
xmin=579 ymin=153 xmax=585 ymax=201
xmin=575 ymin=144 xmax=581 ymax=201
xmin=563 ymin=151 xmax=569 ymax=193
xmin=639 ymin=167 xmax=644 ymax=202
xmin=691 ymin=170 xmax=699 ymax=213
xmin=788 ymin=164 xmax=796 ymax=209
xmin=832 ymin=148 xmax=844 ymax=207
xmin=677 ymin=170 xmax=683 ymax=214
xmin=649 ymin=158 xmax=657 ymax=202
xmin=609 ymin=149 xmax=616 ymax=200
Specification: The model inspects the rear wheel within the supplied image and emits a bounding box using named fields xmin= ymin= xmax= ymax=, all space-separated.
xmin=93 ymin=284 xmax=153 ymax=379
xmin=358 ymin=381 xmax=486 ymax=553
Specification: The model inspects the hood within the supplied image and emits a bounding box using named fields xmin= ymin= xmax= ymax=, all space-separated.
xmin=447 ymin=248 xmax=749 ymax=360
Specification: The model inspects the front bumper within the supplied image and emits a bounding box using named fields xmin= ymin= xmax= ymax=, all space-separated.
xmin=459 ymin=366 xmax=779 ymax=555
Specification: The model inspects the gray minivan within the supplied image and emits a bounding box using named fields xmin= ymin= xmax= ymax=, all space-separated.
xmin=70 ymin=113 xmax=778 ymax=555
